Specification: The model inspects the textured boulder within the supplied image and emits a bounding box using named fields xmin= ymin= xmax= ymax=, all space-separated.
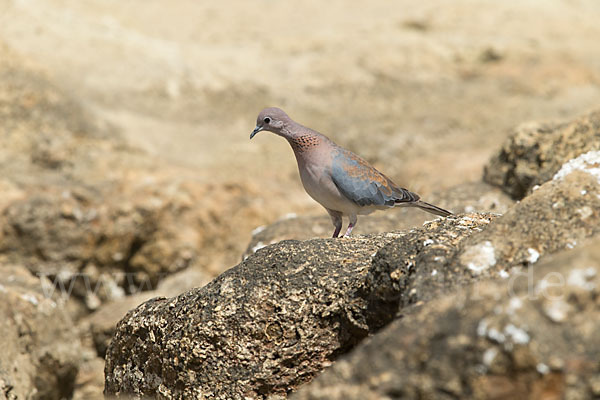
xmin=105 ymin=147 xmax=600 ymax=398
xmin=369 ymin=161 xmax=600 ymax=318
xmin=484 ymin=109 xmax=600 ymax=199
xmin=83 ymin=267 xmax=210 ymax=359
xmin=459 ymin=168 xmax=600 ymax=271
xmin=291 ymin=149 xmax=600 ymax=399
xmin=0 ymin=265 xmax=81 ymax=400
xmin=72 ymin=267 xmax=211 ymax=400
xmin=362 ymin=167 xmax=598 ymax=325
xmin=104 ymin=216 xmax=492 ymax=399
xmin=292 ymin=238 xmax=600 ymax=400
xmin=0 ymin=186 xmax=199 ymax=315
xmin=103 ymin=235 xmax=397 ymax=399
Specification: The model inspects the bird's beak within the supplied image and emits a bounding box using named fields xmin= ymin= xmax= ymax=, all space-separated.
xmin=250 ymin=126 xmax=263 ymax=139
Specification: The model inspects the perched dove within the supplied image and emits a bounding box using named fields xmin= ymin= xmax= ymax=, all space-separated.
xmin=250 ymin=107 xmax=452 ymax=238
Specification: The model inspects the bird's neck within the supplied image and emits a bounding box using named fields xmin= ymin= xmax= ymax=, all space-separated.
xmin=287 ymin=133 xmax=321 ymax=154
xmin=281 ymin=123 xmax=325 ymax=155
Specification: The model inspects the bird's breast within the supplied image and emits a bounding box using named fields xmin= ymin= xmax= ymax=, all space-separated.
xmin=297 ymin=159 xmax=359 ymax=214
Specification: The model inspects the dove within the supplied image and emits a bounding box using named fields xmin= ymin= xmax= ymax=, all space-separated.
xmin=251 ymin=107 xmax=452 ymax=237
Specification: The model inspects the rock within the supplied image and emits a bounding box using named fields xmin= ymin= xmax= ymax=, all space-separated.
xmin=104 ymin=149 xmax=600 ymax=398
xmin=0 ymin=187 xmax=198 ymax=316
xmin=72 ymin=357 xmax=106 ymax=400
xmin=458 ymin=169 xmax=600 ymax=272
xmin=82 ymin=267 xmax=210 ymax=359
xmin=0 ymin=265 xmax=81 ymax=400
xmin=292 ymin=238 xmax=600 ymax=400
xmin=291 ymin=152 xmax=600 ymax=399
xmin=103 ymin=235 xmax=398 ymax=398
xmin=484 ymin=109 xmax=600 ymax=199
xmin=368 ymin=165 xmax=600 ymax=319
xmin=244 ymin=182 xmax=513 ymax=259
xmin=104 ymin=216 xmax=492 ymax=399
xmin=365 ymin=214 xmax=497 ymax=322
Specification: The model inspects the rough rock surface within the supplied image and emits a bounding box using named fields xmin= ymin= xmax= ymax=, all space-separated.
xmin=70 ymin=268 xmax=211 ymax=400
xmin=0 ymin=265 xmax=81 ymax=400
xmin=484 ymin=109 xmax=600 ymax=199
xmin=83 ymin=267 xmax=210 ymax=359
xmin=368 ymin=164 xmax=600 ymax=318
xmin=104 ymin=216 xmax=491 ymax=399
xmin=293 ymin=238 xmax=600 ymax=400
xmin=290 ymin=143 xmax=600 ymax=399
xmin=460 ymin=170 xmax=600 ymax=271
xmin=105 ymin=149 xmax=600 ymax=398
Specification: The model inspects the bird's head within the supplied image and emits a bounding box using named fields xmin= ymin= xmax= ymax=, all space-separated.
xmin=250 ymin=107 xmax=290 ymax=139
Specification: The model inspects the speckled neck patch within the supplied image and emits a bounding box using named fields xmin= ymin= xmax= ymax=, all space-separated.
xmin=289 ymin=134 xmax=320 ymax=153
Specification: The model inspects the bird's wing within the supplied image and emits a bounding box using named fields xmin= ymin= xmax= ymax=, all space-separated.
xmin=330 ymin=148 xmax=419 ymax=207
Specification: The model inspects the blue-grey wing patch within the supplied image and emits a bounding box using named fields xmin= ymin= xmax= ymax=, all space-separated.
xmin=331 ymin=149 xmax=418 ymax=207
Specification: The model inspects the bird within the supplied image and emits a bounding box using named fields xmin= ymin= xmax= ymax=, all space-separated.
xmin=250 ymin=107 xmax=452 ymax=238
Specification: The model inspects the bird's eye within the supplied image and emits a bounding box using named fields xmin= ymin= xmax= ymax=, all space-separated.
xmin=263 ymin=117 xmax=271 ymax=124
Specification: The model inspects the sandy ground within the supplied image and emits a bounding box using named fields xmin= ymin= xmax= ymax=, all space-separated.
xmin=1 ymin=0 xmax=600 ymax=232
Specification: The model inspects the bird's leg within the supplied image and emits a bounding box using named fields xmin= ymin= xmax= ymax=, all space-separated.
xmin=343 ymin=214 xmax=357 ymax=237
xmin=332 ymin=226 xmax=342 ymax=238
xmin=326 ymin=209 xmax=343 ymax=238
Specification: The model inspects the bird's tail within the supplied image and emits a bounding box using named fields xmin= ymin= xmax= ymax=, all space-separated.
xmin=413 ymin=200 xmax=452 ymax=217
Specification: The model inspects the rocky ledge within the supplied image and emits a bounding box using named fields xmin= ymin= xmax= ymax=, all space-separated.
xmin=105 ymin=110 xmax=600 ymax=399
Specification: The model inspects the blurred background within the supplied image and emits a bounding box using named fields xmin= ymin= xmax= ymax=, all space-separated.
xmin=1 ymin=0 xmax=600 ymax=397
xmin=2 ymin=0 xmax=599 ymax=201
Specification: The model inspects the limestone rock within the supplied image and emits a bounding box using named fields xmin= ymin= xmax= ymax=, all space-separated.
xmin=368 ymin=165 xmax=600 ymax=319
xmin=459 ymin=169 xmax=600 ymax=273
xmin=484 ymin=110 xmax=600 ymax=199
xmin=104 ymin=216 xmax=491 ymax=399
xmin=292 ymin=238 xmax=600 ymax=400
xmin=0 ymin=265 xmax=81 ymax=400
xmin=83 ymin=267 xmax=210 ymax=359
xmin=104 ymin=235 xmax=397 ymax=398
xmin=104 ymin=148 xmax=600 ymax=398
